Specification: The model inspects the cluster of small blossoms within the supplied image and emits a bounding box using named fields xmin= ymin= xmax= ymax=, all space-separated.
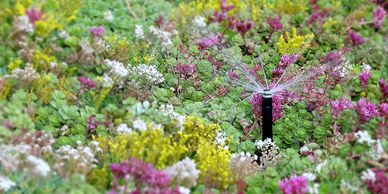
xmin=159 ymin=104 xmax=186 ymax=129
xmin=255 ymin=138 xmax=281 ymax=171
xmin=104 ymin=59 xmax=130 ymax=79
xmin=78 ymin=76 xmax=96 ymax=94
xmin=267 ymin=16 xmax=283 ymax=33
xmin=300 ymin=143 xmax=323 ymax=163
xmin=103 ymin=10 xmax=114 ymax=22
xmin=273 ymin=54 xmax=300 ymax=78
xmin=279 ymin=175 xmax=309 ymax=194
xmin=355 ymin=131 xmax=384 ymax=159
xmin=192 ymin=16 xmax=207 ymax=28
xmin=215 ymin=131 xmax=229 ymax=150
xmin=163 ymin=157 xmax=200 ymax=188
xmin=362 ymin=168 xmax=388 ymax=194
xmin=135 ymin=24 xmax=145 ymax=39
xmin=54 ymin=141 xmax=102 ymax=177
xmin=340 ymin=180 xmax=358 ymax=193
xmin=347 ymin=30 xmax=365 ymax=46
xmin=330 ymin=97 xmax=352 ymax=118
xmin=11 ymin=130 xmax=55 ymax=157
xmin=109 ymin=158 xmax=179 ymax=193
xmin=373 ymin=6 xmax=386 ymax=30
xmin=148 ymin=25 xmax=176 ymax=47
xmin=132 ymin=118 xmax=161 ymax=131
xmin=0 ymin=144 xmax=51 ymax=177
xmin=132 ymin=64 xmax=164 ymax=84
xmin=116 ymin=123 xmax=133 ymax=134
xmin=0 ymin=175 xmax=16 ymax=192
xmin=229 ymin=152 xmax=259 ymax=180
xmin=355 ymin=98 xmax=379 ymax=122
xmin=301 ymin=173 xmax=320 ymax=194
xmin=379 ymin=79 xmax=388 ymax=99
xmin=173 ymin=63 xmax=196 ymax=78
xmin=8 ymin=64 xmax=38 ymax=81
xmin=12 ymin=15 xmax=34 ymax=34
xmin=89 ymin=26 xmax=105 ymax=38
xmin=196 ymin=35 xmax=221 ymax=50
xmin=359 ymin=71 xmax=371 ymax=89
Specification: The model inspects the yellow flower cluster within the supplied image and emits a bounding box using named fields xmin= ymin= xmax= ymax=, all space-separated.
xmin=33 ymin=74 xmax=56 ymax=104
xmin=31 ymin=50 xmax=56 ymax=71
xmin=180 ymin=116 xmax=220 ymax=152
xmin=97 ymin=129 xmax=187 ymax=169
xmin=265 ymin=0 xmax=307 ymax=15
xmin=7 ymin=58 xmax=23 ymax=72
xmin=276 ymin=27 xmax=314 ymax=55
xmin=195 ymin=140 xmax=233 ymax=189
xmin=104 ymin=35 xmax=132 ymax=63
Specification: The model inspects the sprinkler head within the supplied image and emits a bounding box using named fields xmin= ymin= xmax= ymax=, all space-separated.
xmin=262 ymin=89 xmax=273 ymax=98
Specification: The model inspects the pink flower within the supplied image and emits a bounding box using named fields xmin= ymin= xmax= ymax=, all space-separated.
xmin=173 ymin=63 xmax=196 ymax=77
xmin=330 ymin=97 xmax=352 ymax=118
xmin=228 ymin=70 xmax=240 ymax=80
xmin=26 ymin=8 xmax=43 ymax=24
xmin=373 ymin=6 xmax=386 ymax=30
xmin=278 ymin=54 xmax=300 ymax=68
xmin=78 ymin=76 xmax=96 ymax=89
xmin=197 ymin=36 xmax=220 ymax=50
xmin=272 ymin=67 xmax=285 ymax=78
xmin=236 ymin=20 xmax=254 ymax=36
xmin=379 ymin=103 xmax=388 ymax=116
xmin=348 ymin=30 xmax=365 ymax=46
xmin=267 ymin=16 xmax=283 ymax=32
xmin=355 ymin=98 xmax=379 ymax=122
xmin=359 ymin=71 xmax=371 ymax=88
xmin=320 ymin=50 xmax=344 ymax=66
xmin=89 ymin=26 xmax=105 ymax=38
xmin=379 ymin=79 xmax=388 ymax=99
xmin=279 ymin=175 xmax=309 ymax=194
xmin=364 ymin=169 xmax=388 ymax=194
xmin=307 ymin=9 xmax=329 ymax=25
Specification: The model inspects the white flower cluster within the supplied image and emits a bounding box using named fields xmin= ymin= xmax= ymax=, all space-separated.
xmin=340 ymin=180 xmax=358 ymax=192
xmin=355 ymin=131 xmax=374 ymax=145
xmin=132 ymin=118 xmax=161 ymax=131
xmin=102 ymin=73 xmax=113 ymax=87
xmin=362 ymin=63 xmax=372 ymax=72
xmin=0 ymin=175 xmax=16 ymax=193
xmin=132 ymin=64 xmax=164 ymax=84
xmin=148 ymin=26 xmax=176 ymax=47
xmin=255 ymin=138 xmax=281 ymax=171
xmin=159 ymin=104 xmax=186 ymax=129
xmin=302 ymin=172 xmax=316 ymax=181
xmin=8 ymin=64 xmax=38 ymax=81
xmin=135 ymin=24 xmax=145 ymax=39
xmin=192 ymin=16 xmax=207 ymax=28
xmin=315 ymin=160 xmax=328 ymax=173
xmin=25 ymin=155 xmax=51 ymax=177
xmin=116 ymin=123 xmax=133 ymax=134
xmin=215 ymin=131 xmax=229 ymax=150
xmin=361 ymin=169 xmax=376 ymax=182
xmin=0 ymin=144 xmax=51 ymax=177
xmin=13 ymin=16 xmax=34 ymax=33
xmin=104 ymin=10 xmax=114 ymax=22
xmin=104 ymin=59 xmax=130 ymax=78
xmin=54 ymin=141 xmax=101 ymax=177
xmin=355 ymin=131 xmax=383 ymax=159
xmin=163 ymin=157 xmax=200 ymax=188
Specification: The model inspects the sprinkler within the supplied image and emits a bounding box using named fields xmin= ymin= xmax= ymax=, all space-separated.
xmin=261 ymin=89 xmax=273 ymax=140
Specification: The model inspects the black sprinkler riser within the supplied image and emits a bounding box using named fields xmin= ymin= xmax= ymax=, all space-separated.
xmin=262 ymin=92 xmax=273 ymax=140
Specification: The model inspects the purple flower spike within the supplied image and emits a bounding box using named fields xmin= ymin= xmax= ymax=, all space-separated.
xmin=379 ymin=79 xmax=388 ymax=99
xmin=89 ymin=26 xmax=105 ymax=38
xmin=373 ymin=6 xmax=386 ymax=30
xmin=267 ymin=16 xmax=283 ymax=32
xmin=279 ymin=175 xmax=309 ymax=194
xmin=197 ymin=36 xmax=220 ymax=50
xmin=236 ymin=20 xmax=254 ymax=36
xmin=26 ymin=8 xmax=43 ymax=24
xmin=330 ymin=97 xmax=352 ymax=118
xmin=359 ymin=71 xmax=371 ymax=88
xmin=78 ymin=76 xmax=96 ymax=89
xmin=355 ymin=98 xmax=379 ymax=122
xmin=348 ymin=30 xmax=365 ymax=46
